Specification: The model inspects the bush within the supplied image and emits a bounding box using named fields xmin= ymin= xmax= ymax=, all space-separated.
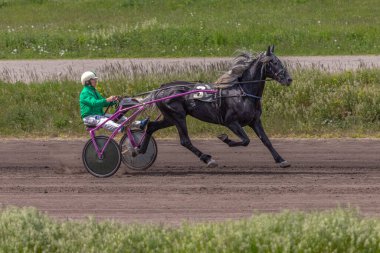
xmin=0 ymin=207 xmax=379 ymax=252
xmin=0 ymin=65 xmax=378 ymax=138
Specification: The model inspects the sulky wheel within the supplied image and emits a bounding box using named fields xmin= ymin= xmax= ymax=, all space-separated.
xmin=82 ymin=136 xmax=121 ymax=178
xmin=120 ymin=131 xmax=157 ymax=171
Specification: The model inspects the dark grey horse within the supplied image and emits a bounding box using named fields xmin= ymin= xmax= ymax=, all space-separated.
xmin=139 ymin=46 xmax=293 ymax=168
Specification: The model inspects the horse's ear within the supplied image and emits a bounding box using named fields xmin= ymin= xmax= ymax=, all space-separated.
xmin=270 ymin=45 xmax=275 ymax=53
xmin=266 ymin=46 xmax=271 ymax=56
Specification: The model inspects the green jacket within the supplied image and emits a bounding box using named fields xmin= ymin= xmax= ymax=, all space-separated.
xmin=79 ymin=85 xmax=111 ymax=118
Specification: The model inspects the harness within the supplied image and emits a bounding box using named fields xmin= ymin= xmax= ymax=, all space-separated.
xmin=212 ymin=84 xmax=264 ymax=124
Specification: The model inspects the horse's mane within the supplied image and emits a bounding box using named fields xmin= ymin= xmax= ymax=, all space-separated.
xmin=215 ymin=51 xmax=264 ymax=85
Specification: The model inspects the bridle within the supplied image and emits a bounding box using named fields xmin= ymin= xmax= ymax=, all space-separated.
xmin=259 ymin=54 xmax=286 ymax=82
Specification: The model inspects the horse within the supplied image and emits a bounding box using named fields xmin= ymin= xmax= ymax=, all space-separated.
xmin=139 ymin=46 xmax=293 ymax=168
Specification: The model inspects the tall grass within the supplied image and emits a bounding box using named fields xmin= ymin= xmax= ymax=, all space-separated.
xmin=0 ymin=0 xmax=379 ymax=58
xmin=0 ymin=63 xmax=378 ymax=138
xmin=0 ymin=207 xmax=379 ymax=252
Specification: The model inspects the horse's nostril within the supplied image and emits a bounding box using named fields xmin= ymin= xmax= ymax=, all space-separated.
xmin=287 ymin=78 xmax=293 ymax=83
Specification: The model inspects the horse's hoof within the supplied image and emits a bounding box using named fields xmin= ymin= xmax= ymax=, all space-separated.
xmin=207 ymin=159 xmax=218 ymax=168
xmin=279 ymin=161 xmax=291 ymax=168
xmin=217 ymin=134 xmax=228 ymax=142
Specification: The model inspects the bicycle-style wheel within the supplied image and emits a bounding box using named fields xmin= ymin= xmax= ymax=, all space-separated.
xmin=82 ymin=136 xmax=121 ymax=178
xmin=120 ymin=131 xmax=157 ymax=171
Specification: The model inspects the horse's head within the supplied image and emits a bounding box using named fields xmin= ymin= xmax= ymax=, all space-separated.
xmin=260 ymin=45 xmax=292 ymax=86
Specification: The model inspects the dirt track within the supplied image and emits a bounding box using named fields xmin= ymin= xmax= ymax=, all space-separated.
xmin=0 ymin=138 xmax=379 ymax=224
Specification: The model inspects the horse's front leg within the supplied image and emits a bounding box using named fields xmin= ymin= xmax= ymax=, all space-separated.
xmin=249 ymin=119 xmax=290 ymax=168
xmin=217 ymin=121 xmax=250 ymax=147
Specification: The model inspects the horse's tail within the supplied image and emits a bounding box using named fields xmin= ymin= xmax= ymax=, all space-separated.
xmin=139 ymin=91 xmax=155 ymax=103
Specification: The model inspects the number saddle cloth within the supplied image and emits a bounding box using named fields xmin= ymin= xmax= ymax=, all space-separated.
xmin=183 ymin=81 xmax=243 ymax=105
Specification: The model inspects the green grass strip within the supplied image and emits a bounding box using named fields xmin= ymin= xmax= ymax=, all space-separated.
xmin=0 ymin=65 xmax=379 ymax=138
xmin=0 ymin=0 xmax=379 ymax=58
xmin=0 ymin=207 xmax=379 ymax=253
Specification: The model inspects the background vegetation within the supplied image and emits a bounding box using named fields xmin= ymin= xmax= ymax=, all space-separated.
xmin=0 ymin=0 xmax=379 ymax=58
xmin=0 ymin=63 xmax=378 ymax=138
xmin=0 ymin=207 xmax=379 ymax=253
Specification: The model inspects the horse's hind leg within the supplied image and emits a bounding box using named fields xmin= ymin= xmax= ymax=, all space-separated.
xmin=164 ymin=110 xmax=217 ymax=168
xmin=218 ymin=121 xmax=250 ymax=147
xmin=138 ymin=118 xmax=173 ymax=154
xmin=249 ymin=119 xmax=290 ymax=168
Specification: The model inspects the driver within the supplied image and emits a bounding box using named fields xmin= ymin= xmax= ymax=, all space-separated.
xmin=79 ymin=71 xmax=147 ymax=132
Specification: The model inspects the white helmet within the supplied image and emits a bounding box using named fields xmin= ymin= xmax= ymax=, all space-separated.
xmin=81 ymin=71 xmax=98 ymax=85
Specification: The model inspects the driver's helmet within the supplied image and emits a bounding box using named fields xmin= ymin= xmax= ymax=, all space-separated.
xmin=81 ymin=71 xmax=98 ymax=85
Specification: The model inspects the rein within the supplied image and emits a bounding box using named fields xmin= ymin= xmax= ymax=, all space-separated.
xmin=213 ymin=78 xmax=273 ymax=88
xmin=239 ymin=83 xmax=262 ymax=100
xmin=132 ymin=85 xmax=198 ymax=97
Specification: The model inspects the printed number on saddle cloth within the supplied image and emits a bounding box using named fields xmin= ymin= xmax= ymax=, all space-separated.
xmin=193 ymin=85 xmax=210 ymax=99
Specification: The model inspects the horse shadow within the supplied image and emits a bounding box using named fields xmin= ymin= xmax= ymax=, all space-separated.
xmin=121 ymin=166 xmax=363 ymax=177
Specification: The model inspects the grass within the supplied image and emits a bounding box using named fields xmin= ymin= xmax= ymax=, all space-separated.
xmin=0 ymin=207 xmax=379 ymax=253
xmin=0 ymin=63 xmax=379 ymax=138
xmin=0 ymin=0 xmax=379 ymax=58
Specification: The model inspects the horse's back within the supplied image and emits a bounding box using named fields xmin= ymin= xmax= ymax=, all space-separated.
xmin=160 ymin=80 xmax=198 ymax=88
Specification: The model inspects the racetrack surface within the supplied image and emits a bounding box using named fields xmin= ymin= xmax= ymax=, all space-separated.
xmin=0 ymin=138 xmax=379 ymax=224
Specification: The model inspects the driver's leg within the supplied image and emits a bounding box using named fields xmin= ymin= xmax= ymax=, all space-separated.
xmin=98 ymin=115 xmax=122 ymax=132
xmin=106 ymin=113 xmax=149 ymax=130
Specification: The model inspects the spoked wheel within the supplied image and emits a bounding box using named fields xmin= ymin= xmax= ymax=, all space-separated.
xmin=120 ymin=131 xmax=158 ymax=171
xmin=82 ymin=136 xmax=121 ymax=178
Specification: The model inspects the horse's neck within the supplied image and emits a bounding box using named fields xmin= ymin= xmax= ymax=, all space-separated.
xmin=241 ymin=62 xmax=266 ymax=97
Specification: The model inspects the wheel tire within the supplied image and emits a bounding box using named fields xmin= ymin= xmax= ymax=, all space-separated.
xmin=82 ymin=136 xmax=121 ymax=178
xmin=120 ymin=131 xmax=158 ymax=171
